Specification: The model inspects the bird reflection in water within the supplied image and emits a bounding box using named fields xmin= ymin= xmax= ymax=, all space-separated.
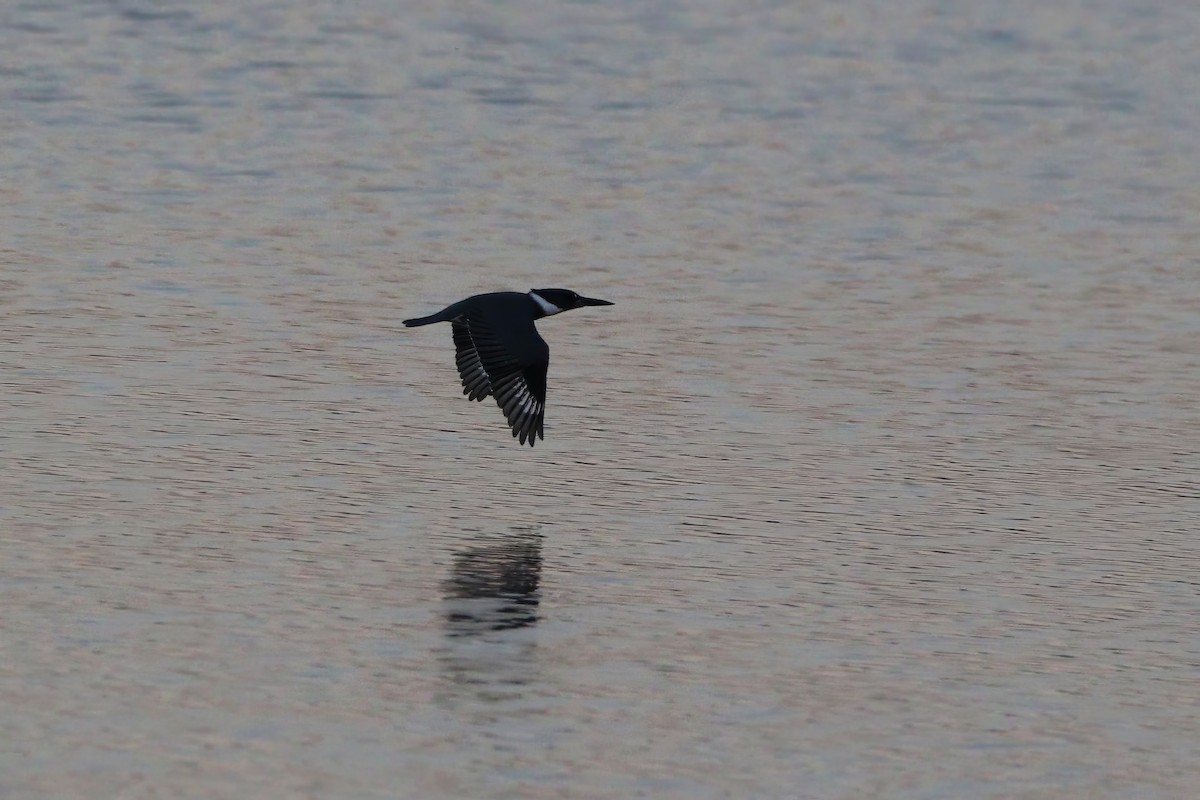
xmin=443 ymin=530 xmax=543 ymax=636
xmin=438 ymin=529 xmax=543 ymax=702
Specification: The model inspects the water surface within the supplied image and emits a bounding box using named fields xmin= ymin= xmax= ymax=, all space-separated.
xmin=3 ymin=1 xmax=1199 ymax=798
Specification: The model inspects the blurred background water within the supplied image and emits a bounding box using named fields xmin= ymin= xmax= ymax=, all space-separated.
xmin=2 ymin=1 xmax=1198 ymax=798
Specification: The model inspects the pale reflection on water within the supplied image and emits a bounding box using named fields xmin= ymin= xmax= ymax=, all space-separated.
xmin=439 ymin=532 xmax=543 ymax=703
xmin=443 ymin=531 xmax=543 ymax=638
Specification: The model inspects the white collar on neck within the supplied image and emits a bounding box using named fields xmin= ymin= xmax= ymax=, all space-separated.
xmin=530 ymin=291 xmax=563 ymax=316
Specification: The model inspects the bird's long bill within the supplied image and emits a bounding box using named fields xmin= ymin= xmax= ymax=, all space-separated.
xmin=578 ymin=296 xmax=614 ymax=306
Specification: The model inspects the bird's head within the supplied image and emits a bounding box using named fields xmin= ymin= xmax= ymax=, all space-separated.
xmin=529 ymin=288 xmax=614 ymax=317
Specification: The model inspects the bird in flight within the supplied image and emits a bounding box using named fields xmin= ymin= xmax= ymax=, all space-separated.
xmin=403 ymin=288 xmax=614 ymax=446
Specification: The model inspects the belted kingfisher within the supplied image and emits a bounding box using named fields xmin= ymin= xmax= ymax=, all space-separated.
xmin=403 ymin=289 xmax=614 ymax=446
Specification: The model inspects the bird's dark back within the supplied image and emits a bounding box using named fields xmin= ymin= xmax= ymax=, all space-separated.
xmin=466 ymin=292 xmax=548 ymax=365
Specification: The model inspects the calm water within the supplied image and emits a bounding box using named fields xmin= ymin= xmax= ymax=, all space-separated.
xmin=3 ymin=1 xmax=1199 ymax=798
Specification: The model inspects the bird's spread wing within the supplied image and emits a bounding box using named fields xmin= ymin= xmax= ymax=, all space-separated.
xmin=450 ymin=311 xmax=548 ymax=446
xmin=452 ymin=319 xmax=492 ymax=401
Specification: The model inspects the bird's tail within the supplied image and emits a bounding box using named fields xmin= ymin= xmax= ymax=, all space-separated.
xmin=402 ymin=313 xmax=444 ymax=327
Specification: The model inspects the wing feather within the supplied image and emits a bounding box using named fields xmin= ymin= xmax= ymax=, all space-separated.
xmin=452 ymin=320 xmax=492 ymax=401
xmin=450 ymin=310 xmax=548 ymax=446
